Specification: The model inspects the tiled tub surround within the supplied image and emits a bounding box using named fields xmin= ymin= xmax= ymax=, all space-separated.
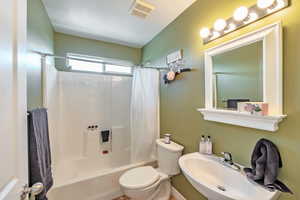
xmin=51 ymin=72 xmax=132 ymax=172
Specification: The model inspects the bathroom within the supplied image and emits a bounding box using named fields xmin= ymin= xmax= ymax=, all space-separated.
xmin=1 ymin=0 xmax=300 ymax=200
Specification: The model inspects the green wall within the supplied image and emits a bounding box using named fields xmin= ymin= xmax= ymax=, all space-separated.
xmin=54 ymin=32 xmax=142 ymax=70
xmin=27 ymin=0 xmax=54 ymax=109
xmin=142 ymin=0 xmax=299 ymax=199
xmin=213 ymin=41 xmax=263 ymax=108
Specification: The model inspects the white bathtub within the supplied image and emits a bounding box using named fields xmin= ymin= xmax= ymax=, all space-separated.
xmin=48 ymin=160 xmax=156 ymax=200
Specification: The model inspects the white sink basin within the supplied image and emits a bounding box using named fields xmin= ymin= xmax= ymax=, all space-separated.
xmin=179 ymin=152 xmax=280 ymax=200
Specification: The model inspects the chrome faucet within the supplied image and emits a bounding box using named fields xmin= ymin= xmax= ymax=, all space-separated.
xmin=221 ymin=152 xmax=233 ymax=164
xmin=221 ymin=152 xmax=241 ymax=171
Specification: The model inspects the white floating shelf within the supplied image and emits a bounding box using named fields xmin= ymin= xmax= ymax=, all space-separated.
xmin=197 ymin=108 xmax=286 ymax=132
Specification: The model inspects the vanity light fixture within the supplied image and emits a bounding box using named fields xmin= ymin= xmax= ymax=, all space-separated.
xmin=233 ymin=6 xmax=249 ymax=21
xmin=199 ymin=0 xmax=288 ymax=44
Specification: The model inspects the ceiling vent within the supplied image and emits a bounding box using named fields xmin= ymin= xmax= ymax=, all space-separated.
xmin=129 ymin=0 xmax=155 ymax=19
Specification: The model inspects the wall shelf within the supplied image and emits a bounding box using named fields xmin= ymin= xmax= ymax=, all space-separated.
xmin=197 ymin=108 xmax=286 ymax=132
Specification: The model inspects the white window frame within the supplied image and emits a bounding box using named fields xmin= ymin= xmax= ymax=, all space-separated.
xmin=67 ymin=53 xmax=133 ymax=76
xmin=104 ymin=63 xmax=133 ymax=75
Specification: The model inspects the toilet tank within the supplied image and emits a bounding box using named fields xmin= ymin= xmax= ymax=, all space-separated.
xmin=156 ymin=139 xmax=184 ymax=176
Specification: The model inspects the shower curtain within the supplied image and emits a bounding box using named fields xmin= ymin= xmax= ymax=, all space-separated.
xmin=130 ymin=68 xmax=160 ymax=163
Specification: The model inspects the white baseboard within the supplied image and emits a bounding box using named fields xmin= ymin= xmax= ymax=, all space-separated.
xmin=171 ymin=187 xmax=186 ymax=200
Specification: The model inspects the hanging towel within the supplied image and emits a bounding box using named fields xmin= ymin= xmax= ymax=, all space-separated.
xmin=244 ymin=138 xmax=293 ymax=194
xmin=28 ymin=108 xmax=53 ymax=200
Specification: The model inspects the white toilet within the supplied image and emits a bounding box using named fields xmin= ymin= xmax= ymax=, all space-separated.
xmin=119 ymin=139 xmax=184 ymax=200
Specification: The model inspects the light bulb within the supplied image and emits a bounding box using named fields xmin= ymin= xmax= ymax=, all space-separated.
xmin=214 ymin=19 xmax=227 ymax=31
xmin=257 ymin=0 xmax=276 ymax=9
xmin=200 ymin=27 xmax=211 ymax=38
xmin=233 ymin=6 xmax=249 ymax=21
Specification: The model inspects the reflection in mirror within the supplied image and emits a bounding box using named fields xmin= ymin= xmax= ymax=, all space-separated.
xmin=212 ymin=41 xmax=263 ymax=110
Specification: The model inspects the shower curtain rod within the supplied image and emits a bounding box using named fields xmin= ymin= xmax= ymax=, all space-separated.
xmin=31 ymin=50 xmax=169 ymax=71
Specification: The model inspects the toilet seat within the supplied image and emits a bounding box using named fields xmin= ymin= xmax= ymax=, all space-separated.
xmin=119 ymin=166 xmax=160 ymax=190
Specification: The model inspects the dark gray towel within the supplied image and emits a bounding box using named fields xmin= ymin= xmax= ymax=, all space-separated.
xmin=28 ymin=108 xmax=53 ymax=200
xmin=244 ymin=138 xmax=292 ymax=194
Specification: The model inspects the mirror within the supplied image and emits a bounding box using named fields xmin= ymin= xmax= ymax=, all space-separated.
xmin=212 ymin=41 xmax=263 ymax=110
xmin=200 ymin=23 xmax=285 ymax=131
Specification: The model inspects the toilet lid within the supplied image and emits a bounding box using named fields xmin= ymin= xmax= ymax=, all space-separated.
xmin=119 ymin=166 xmax=160 ymax=189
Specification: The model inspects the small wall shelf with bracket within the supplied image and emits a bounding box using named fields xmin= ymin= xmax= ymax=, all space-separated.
xmin=197 ymin=108 xmax=286 ymax=132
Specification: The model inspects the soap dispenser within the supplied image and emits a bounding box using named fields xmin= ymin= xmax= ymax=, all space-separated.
xmin=206 ymin=136 xmax=213 ymax=155
xmin=199 ymin=135 xmax=206 ymax=154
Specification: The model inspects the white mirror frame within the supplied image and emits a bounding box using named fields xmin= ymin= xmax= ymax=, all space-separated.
xmin=198 ymin=22 xmax=286 ymax=132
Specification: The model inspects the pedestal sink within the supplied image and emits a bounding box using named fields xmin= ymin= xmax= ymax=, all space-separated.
xmin=179 ymin=153 xmax=280 ymax=200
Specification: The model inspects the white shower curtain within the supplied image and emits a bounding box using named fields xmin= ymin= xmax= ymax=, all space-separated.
xmin=130 ymin=68 xmax=160 ymax=163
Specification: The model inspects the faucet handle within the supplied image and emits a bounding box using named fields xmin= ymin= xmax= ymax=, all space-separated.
xmin=221 ymin=152 xmax=233 ymax=162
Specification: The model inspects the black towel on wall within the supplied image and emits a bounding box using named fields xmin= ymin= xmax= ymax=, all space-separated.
xmin=28 ymin=108 xmax=53 ymax=200
xmin=244 ymin=138 xmax=293 ymax=194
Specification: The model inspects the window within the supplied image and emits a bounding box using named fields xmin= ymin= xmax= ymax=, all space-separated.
xmin=67 ymin=54 xmax=132 ymax=75
xmin=105 ymin=64 xmax=132 ymax=74
xmin=69 ymin=58 xmax=104 ymax=72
